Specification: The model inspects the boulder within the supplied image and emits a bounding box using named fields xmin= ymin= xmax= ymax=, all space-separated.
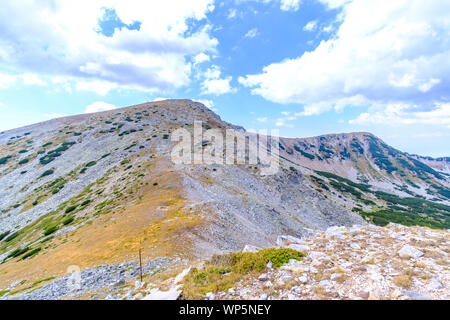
xmin=398 ymin=245 xmax=424 ymax=259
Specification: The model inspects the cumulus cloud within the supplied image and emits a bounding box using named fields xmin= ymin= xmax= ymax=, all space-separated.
xmin=303 ymin=20 xmax=317 ymax=32
xmin=85 ymin=101 xmax=117 ymax=114
xmin=280 ymin=0 xmax=302 ymax=11
xmin=201 ymin=65 xmax=236 ymax=95
xmin=0 ymin=1 xmax=217 ymax=93
xmin=0 ymin=72 xmax=46 ymax=88
xmin=193 ymin=52 xmax=211 ymax=65
xmin=239 ymin=0 xmax=450 ymax=128
xmin=349 ymin=103 xmax=450 ymax=127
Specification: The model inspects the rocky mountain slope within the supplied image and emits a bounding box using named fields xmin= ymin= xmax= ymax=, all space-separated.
xmin=0 ymin=99 xmax=449 ymax=299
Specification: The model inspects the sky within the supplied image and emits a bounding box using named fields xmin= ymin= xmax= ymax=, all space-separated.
xmin=0 ymin=0 xmax=449 ymax=157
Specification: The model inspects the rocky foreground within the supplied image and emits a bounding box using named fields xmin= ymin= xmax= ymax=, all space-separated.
xmin=204 ymin=223 xmax=449 ymax=300
xmin=2 ymin=223 xmax=448 ymax=300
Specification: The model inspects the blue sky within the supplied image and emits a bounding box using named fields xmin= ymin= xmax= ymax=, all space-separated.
xmin=0 ymin=0 xmax=449 ymax=157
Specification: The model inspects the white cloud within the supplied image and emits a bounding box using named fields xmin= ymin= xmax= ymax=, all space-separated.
xmin=303 ymin=20 xmax=317 ymax=32
xmin=201 ymin=65 xmax=236 ymax=95
xmin=239 ymin=0 xmax=450 ymax=129
xmin=193 ymin=52 xmax=210 ymax=65
xmin=76 ymin=80 xmax=119 ymax=95
xmin=280 ymin=0 xmax=302 ymax=11
xmin=244 ymin=28 xmax=259 ymax=39
xmin=0 ymin=1 xmax=217 ymax=93
xmin=85 ymin=101 xmax=117 ymax=114
xmin=197 ymin=99 xmax=217 ymax=111
xmin=0 ymin=72 xmax=46 ymax=88
xmin=350 ymin=103 xmax=450 ymax=127
xmin=256 ymin=117 xmax=268 ymax=122
xmin=227 ymin=8 xmax=237 ymax=19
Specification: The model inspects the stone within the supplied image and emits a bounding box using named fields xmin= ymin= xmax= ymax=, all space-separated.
xmin=242 ymin=245 xmax=261 ymax=253
xmin=113 ymin=278 xmax=126 ymax=287
xmin=325 ymin=226 xmax=347 ymax=239
xmin=276 ymin=235 xmax=304 ymax=247
xmin=266 ymin=261 xmax=273 ymax=269
xmin=398 ymin=245 xmax=424 ymax=259
xmin=263 ymin=281 xmax=273 ymax=288
xmin=205 ymin=292 xmax=216 ymax=300
xmin=298 ymin=275 xmax=308 ymax=284
xmin=260 ymin=293 xmax=268 ymax=300
xmin=401 ymin=290 xmax=433 ymax=300
xmin=330 ymin=273 xmax=342 ymax=281
xmin=319 ymin=280 xmax=332 ymax=287
xmin=258 ymin=273 xmax=269 ymax=281
xmin=288 ymin=244 xmax=310 ymax=252
xmin=427 ymin=278 xmax=443 ymax=291
xmin=227 ymin=288 xmax=235 ymax=295
xmin=134 ymin=281 xmax=145 ymax=289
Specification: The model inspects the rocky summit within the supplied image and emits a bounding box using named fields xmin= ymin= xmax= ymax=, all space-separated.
xmin=0 ymin=100 xmax=449 ymax=300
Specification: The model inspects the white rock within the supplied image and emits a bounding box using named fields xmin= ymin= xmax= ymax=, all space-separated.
xmin=258 ymin=273 xmax=269 ymax=281
xmin=298 ymin=275 xmax=308 ymax=284
xmin=260 ymin=293 xmax=268 ymax=300
xmin=143 ymin=287 xmax=181 ymax=300
xmin=330 ymin=273 xmax=342 ymax=281
xmin=267 ymin=261 xmax=273 ymax=269
xmin=288 ymin=294 xmax=296 ymax=300
xmin=134 ymin=281 xmax=145 ymax=289
xmin=398 ymin=245 xmax=424 ymax=259
xmin=325 ymin=226 xmax=347 ymax=239
xmin=276 ymin=235 xmax=304 ymax=247
xmin=227 ymin=288 xmax=235 ymax=295
xmin=427 ymin=278 xmax=444 ymax=291
xmin=288 ymin=244 xmax=310 ymax=252
xmin=205 ymin=292 xmax=216 ymax=300
xmin=263 ymin=281 xmax=273 ymax=288
xmin=242 ymin=245 xmax=261 ymax=253
xmin=319 ymin=280 xmax=332 ymax=287
xmin=350 ymin=243 xmax=361 ymax=250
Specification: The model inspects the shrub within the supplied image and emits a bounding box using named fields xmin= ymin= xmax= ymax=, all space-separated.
xmin=80 ymin=199 xmax=91 ymax=207
xmin=65 ymin=205 xmax=78 ymax=214
xmin=43 ymin=225 xmax=58 ymax=236
xmin=40 ymin=169 xmax=54 ymax=178
xmin=4 ymin=232 xmax=20 ymax=242
xmin=18 ymin=158 xmax=29 ymax=165
xmin=21 ymin=248 xmax=41 ymax=260
xmin=120 ymin=159 xmax=130 ymax=165
xmin=0 ymin=231 xmax=11 ymax=241
xmin=163 ymin=134 xmax=169 ymax=139
xmin=42 ymin=142 xmax=53 ymax=148
xmin=62 ymin=216 xmax=75 ymax=225
xmin=182 ymin=248 xmax=305 ymax=299
xmin=85 ymin=161 xmax=97 ymax=167
xmin=0 ymin=155 xmax=12 ymax=165
xmin=7 ymin=247 xmax=29 ymax=259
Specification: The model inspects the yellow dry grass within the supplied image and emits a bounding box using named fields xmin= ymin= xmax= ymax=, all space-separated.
xmin=0 ymin=157 xmax=204 ymax=290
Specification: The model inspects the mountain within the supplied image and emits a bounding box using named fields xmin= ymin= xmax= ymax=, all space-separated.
xmin=0 ymin=99 xmax=449 ymax=298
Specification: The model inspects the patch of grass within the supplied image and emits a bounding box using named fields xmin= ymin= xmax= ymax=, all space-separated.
xmin=43 ymin=225 xmax=59 ymax=236
xmin=182 ymin=248 xmax=305 ymax=299
xmin=4 ymin=232 xmax=20 ymax=242
xmin=21 ymin=248 xmax=41 ymax=260
xmin=0 ymin=231 xmax=11 ymax=241
xmin=62 ymin=216 xmax=75 ymax=225
xmin=65 ymin=205 xmax=78 ymax=214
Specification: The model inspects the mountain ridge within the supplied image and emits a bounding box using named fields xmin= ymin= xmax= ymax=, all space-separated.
xmin=0 ymin=99 xmax=449 ymax=295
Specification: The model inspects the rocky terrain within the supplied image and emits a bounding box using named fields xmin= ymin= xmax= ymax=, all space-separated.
xmin=0 ymin=99 xmax=449 ymax=299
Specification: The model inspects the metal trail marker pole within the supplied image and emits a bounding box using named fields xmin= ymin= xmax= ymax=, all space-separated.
xmin=139 ymin=248 xmax=143 ymax=283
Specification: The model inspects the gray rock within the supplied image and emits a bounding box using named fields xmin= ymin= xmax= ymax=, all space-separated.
xmin=401 ymin=290 xmax=433 ymax=300
xmin=398 ymin=245 xmax=424 ymax=259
